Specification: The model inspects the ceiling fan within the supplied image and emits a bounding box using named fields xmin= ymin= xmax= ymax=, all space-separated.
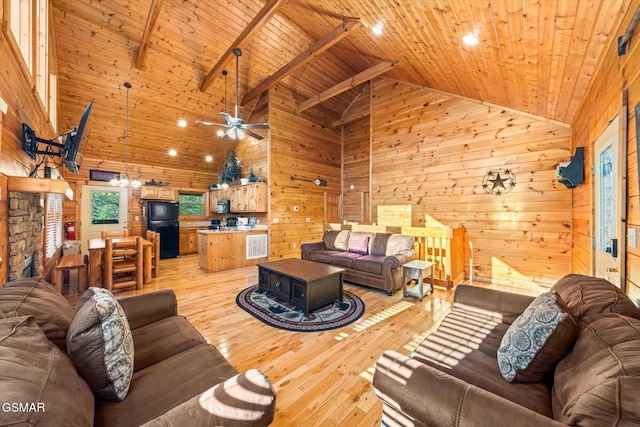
xmin=197 ymin=48 xmax=269 ymax=140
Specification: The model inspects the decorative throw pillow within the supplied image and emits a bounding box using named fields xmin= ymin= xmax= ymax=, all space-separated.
xmin=497 ymin=291 xmax=577 ymax=383
xmin=347 ymin=233 xmax=369 ymax=255
xmin=333 ymin=230 xmax=351 ymax=251
xmin=67 ymin=287 xmax=134 ymax=401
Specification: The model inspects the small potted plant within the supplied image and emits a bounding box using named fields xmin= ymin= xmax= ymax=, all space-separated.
xmin=248 ymin=168 xmax=259 ymax=182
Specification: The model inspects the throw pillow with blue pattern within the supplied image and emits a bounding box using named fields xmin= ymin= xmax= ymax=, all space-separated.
xmin=67 ymin=287 xmax=134 ymax=401
xmin=497 ymin=291 xmax=577 ymax=383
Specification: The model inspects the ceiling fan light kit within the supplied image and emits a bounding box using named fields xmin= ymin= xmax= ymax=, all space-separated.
xmin=111 ymin=82 xmax=141 ymax=189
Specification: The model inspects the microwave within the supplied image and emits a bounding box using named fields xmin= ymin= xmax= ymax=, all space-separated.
xmin=216 ymin=199 xmax=230 ymax=214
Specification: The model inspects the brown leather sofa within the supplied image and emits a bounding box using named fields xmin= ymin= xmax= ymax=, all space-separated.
xmin=301 ymin=230 xmax=415 ymax=295
xmin=373 ymin=274 xmax=640 ymax=426
xmin=0 ymin=278 xmax=276 ymax=426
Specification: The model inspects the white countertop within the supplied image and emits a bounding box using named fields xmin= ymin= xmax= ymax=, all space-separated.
xmin=198 ymin=225 xmax=267 ymax=234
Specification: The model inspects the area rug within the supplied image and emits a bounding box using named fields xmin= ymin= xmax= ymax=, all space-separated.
xmin=236 ymin=285 xmax=365 ymax=332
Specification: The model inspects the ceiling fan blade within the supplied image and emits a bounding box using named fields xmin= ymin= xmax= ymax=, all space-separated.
xmin=220 ymin=112 xmax=234 ymax=125
xmin=196 ymin=120 xmax=229 ymax=127
xmin=241 ymin=123 xmax=270 ymax=130
xmin=245 ymin=130 xmax=264 ymax=140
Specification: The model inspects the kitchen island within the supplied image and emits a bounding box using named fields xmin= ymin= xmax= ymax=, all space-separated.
xmin=197 ymin=228 xmax=268 ymax=273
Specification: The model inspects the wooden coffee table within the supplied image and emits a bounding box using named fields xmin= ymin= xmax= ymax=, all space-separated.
xmin=258 ymin=258 xmax=344 ymax=317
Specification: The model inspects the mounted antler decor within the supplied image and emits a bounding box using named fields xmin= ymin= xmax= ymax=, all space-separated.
xmin=290 ymin=175 xmax=327 ymax=186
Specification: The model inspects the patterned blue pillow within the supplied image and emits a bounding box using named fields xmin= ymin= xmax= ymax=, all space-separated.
xmin=497 ymin=291 xmax=577 ymax=383
xmin=67 ymin=288 xmax=134 ymax=401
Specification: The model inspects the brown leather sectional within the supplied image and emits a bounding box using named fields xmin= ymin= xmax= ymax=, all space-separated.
xmin=0 ymin=278 xmax=276 ymax=426
xmin=373 ymin=274 xmax=640 ymax=426
xmin=301 ymin=230 xmax=415 ymax=295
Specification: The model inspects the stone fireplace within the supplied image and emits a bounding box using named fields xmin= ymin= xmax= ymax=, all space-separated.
xmin=8 ymin=192 xmax=43 ymax=280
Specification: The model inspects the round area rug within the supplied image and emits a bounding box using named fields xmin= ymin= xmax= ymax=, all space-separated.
xmin=236 ymin=285 xmax=365 ymax=332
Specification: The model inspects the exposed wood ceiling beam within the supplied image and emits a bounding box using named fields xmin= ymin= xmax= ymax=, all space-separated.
xmin=332 ymin=108 xmax=369 ymax=127
xmin=332 ymin=84 xmax=370 ymax=127
xmin=241 ymin=18 xmax=362 ymax=106
xmin=199 ymin=0 xmax=288 ymax=92
xmin=134 ymin=0 xmax=164 ymax=69
xmin=296 ymin=61 xmax=396 ymax=113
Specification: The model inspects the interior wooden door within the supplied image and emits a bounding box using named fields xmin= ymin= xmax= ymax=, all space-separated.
xmin=324 ymin=192 xmax=339 ymax=223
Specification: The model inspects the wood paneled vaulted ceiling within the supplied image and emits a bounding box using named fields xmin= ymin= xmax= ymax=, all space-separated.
xmin=51 ymin=0 xmax=626 ymax=173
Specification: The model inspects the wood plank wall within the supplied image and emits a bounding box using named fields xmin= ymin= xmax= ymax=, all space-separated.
xmin=0 ymin=21 xmax=57 ymax=285
xmin=571 ymin=0 xmax=640 ymax=302
xmin=63 ymin=158 xmax=216 ymax=240
xmin=368 ymin=78 xmax=573 ymax=288
xmin=268 ymin=84 xmax=342 ymax=259
xmin=0 ymin=25 xmax=53 ymax=177
xmin=343 ymin=116 xmax=370 ymax=223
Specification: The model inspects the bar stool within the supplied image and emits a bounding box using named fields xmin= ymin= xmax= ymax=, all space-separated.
xmin=146 ymin=230 xmax=160 ymax=278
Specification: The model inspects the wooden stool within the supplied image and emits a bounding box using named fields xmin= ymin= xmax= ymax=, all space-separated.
xmin=52 ymin=254 xmax=88 ymax=294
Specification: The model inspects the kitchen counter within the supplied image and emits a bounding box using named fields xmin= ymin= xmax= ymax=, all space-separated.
xmin=198 ymin=228 xmax=261 ymax=234
xmin=197 ymin=227 xmax=268 ymax=273
xmin=197 ymin=224 xmax=268 ymax=233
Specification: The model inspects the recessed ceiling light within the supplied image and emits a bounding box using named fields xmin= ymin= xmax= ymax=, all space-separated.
xmin=205 ymin=155 xmax=213 ymax=162
xmin=177 ymin=119 xmax=187 ymax=128
xmin=463 ymin=33 xmax=479 ymax=45
xmin=216 ymin=130 xmax=225 ymax=137
xmin=168 ymin=149 xmax=177 ymax=157
xmin=372 ymin=22 xmax=383 ymax=36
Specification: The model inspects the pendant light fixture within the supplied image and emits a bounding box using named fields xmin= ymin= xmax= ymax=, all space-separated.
xmin=110 ymin=82 xmax=141 ymax=188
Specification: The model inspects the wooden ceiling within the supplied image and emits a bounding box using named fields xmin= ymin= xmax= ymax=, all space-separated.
xmin=50 ymin=0 xmax=626 ymax=174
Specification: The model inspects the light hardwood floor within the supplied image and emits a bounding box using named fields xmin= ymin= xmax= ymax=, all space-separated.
xmin=65 ymin=255 xmax=504 ymax=426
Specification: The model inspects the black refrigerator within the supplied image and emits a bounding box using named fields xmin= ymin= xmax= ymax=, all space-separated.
xmin=147 ymin=201 xmax=179 ymax=259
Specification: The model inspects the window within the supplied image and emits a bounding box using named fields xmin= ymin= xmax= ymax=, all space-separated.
xmin=9 ymin=0 xmax=32 ymax=73
xmin=178 ymin=192 xmax=208 ymax=218
xmin=49 ymin=73 xmax=57 ymax=131
xmin=91 ymin=190 xmax=121 ymax=224
xmin=35 ymin=0 xmax=49 ymax=110
xmin=5 ymin=0 xmax=56 ymax=123
xmin=45 ymin=194 xmax=63 ymax=259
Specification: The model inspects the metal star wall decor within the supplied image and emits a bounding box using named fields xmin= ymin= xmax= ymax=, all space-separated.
xmin=482 ymin=169 xmax=516 ymax=196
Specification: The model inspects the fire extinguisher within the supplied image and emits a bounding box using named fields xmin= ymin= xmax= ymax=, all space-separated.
xmin=64 ymin=222 xmax=75 ymax=239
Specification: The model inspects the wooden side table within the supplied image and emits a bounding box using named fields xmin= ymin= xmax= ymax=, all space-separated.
xmin=402 ymin=260 xmax=435 ymax=301
xmin=52 ymin=254 xmax=88 ymax=294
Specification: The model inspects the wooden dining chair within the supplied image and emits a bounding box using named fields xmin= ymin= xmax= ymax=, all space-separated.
xmin=146 ymin=230 xmax=160 ymax=278
xmin=102 ymin=237 xmax=143 ymax=291
xmin=101 ymin=229 xmax=130 ymax=238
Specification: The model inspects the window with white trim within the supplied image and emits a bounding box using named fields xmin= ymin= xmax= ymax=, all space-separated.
xmin=45 ymin=194 xmax=63 ymax=259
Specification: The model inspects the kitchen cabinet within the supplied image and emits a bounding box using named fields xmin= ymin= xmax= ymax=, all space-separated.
xmin=141 ymin=186 xmax=175 ymax=200
xmin=179 ymin=227 xmax=205 ymax=255
xmin=209 ymin=182 xmax=267 ymax=213
xmin=209 ymin=191 xmax=220 ymax=214
xmin=179 ymin=229 xmax=188 ymax=255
